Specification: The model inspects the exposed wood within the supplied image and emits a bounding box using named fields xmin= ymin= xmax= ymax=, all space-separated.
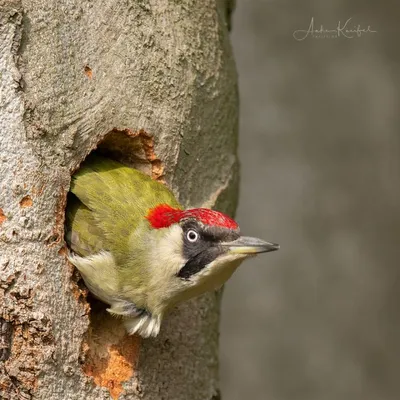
xmin=0 ymin=0 xmax=238 ymax=399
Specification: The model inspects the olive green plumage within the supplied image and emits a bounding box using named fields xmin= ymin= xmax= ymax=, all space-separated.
xmin=66 ymin=154 xmax=180 ymax=256
xmin=65 ymin=154 xmax=181 ymax=315
xmin=65 ymin=154 xmax=278 ymax=338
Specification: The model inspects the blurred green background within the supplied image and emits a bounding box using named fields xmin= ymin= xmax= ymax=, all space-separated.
xmin=220 ymin=2 xmax=400 ymax=400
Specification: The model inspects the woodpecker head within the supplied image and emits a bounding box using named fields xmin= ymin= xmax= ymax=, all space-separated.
xmin=66 ymin=154 xmax=280 ymax=338
xmin=143 ymin=204 xmax=279 ymax=313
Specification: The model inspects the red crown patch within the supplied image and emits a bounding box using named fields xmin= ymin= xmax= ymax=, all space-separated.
xmin=146 ymin=204 xmax=238 ymax=230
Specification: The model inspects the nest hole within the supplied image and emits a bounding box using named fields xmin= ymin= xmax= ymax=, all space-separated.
xmin=65 ymin=128 xmax=162 ymax=398
xmin=95 ymin=128 xmax=163 ymax=180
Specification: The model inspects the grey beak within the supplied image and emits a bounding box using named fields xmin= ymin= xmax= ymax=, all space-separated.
xmin=222 ymin=236 xmax=280 ymax=255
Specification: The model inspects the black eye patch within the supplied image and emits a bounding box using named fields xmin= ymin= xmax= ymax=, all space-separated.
xmin=177 ymin=246 xmax=224 ymax=279
xmin=201 ymin=225 xmax=240 ymax=243
xmin=177 ymin=219 xmax=240 ymax=280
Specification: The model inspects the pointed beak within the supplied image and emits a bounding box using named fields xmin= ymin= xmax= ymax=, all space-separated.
xmin=222 ymin=236 xmax=280 ymax=255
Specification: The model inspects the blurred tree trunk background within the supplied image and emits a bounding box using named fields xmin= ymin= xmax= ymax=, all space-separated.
xmin=0 ymin=1 xmax=238 ymax=399
xmin=221 ymin=2 xmax=400 ymax=400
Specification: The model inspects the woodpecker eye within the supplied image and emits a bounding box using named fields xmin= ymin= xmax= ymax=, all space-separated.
xmin=186 ymin=230 xmax=199 ymax=243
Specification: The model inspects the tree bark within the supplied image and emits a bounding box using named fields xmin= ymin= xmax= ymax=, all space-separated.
xmin=0 ymin=1 xmax=238 ymax=399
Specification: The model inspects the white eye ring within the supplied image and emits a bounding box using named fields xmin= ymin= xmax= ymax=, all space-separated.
xmin=186 ymin=230 xmax=199 ymax=242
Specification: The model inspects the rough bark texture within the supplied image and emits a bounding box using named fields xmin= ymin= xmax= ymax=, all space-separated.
xmin=0 ymin=1 xmax=238 ymax=399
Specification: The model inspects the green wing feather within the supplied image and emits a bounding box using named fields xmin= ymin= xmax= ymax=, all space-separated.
xmin=65 ymin=154 xmax=181 ymax=260
xmin=65 ymin=154 xmax=181 ymax=315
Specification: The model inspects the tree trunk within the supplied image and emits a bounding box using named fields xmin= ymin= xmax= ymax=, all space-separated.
xmin=0 ymin=1 xmax=238 ymax=399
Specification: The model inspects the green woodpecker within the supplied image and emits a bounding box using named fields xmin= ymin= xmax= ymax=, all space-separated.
xmin=65 ymin=154 xmax=279 ymax=338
